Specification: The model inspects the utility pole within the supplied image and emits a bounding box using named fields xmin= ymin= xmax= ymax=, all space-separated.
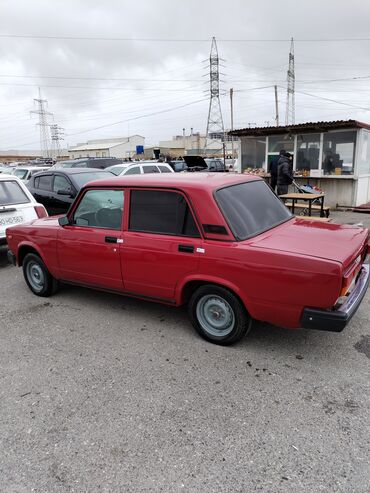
xmin=230 ymin=88 xmax=234 ymax=159
xmin=205 ymin=37 xmax=224 ymax=155
xmin=274 ymin=85 xmax=280 ymax=126
xmin=30 ymin=88 xmax=53 ymax=159
xmin=285 ymin=37 xmax=295 ymax=125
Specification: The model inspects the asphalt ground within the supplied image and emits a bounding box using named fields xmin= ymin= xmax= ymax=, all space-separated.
xmin=0 ymin=210 xmax=369 ymax=492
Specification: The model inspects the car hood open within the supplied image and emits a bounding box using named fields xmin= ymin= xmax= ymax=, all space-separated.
xmin=250 ymin=218 xmax=369 ymax=268
xmin=183 ymin=156 xmax=207 ymax=169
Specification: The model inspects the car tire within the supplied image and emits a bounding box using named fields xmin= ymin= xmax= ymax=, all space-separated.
xmin=188 ymin=284 xmax=252 ymax=345
xmin=22 ymin=253 xmax=59 ymax=297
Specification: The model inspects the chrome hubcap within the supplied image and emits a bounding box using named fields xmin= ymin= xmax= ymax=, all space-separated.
xmin=196 ymin=295 xmax=235 ymax=337
xmin=26 ymin=261 xmax=45 ymax=292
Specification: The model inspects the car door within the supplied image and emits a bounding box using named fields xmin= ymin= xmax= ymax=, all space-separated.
xmin=31 ymin=174 xmax=53 ymax=211
xmin=122 ymin=189 xmax=203 ymax=301
xmin=57 ymin=188 xmax=124 ymax=290
xmin=51 ymin=174 xmax=76 ymax=215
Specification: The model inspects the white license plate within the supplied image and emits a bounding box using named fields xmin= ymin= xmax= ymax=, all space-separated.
xmin=0 ymin=215 xmax=24 ymax=226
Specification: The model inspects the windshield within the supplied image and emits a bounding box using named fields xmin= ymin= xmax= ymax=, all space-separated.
xmin=72 ymin=171 xmax=113 ymax=188
xmin=107 ymin=166 xmax=125 ymax=176
xmin=13 ymin=169 xmax=29 ymax=180
xmin=215 ymin=180 xmax=292 ymax=240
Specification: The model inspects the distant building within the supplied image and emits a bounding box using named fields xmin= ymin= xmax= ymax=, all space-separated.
xmin=159 ymin=131 xmax=237 ymax=158
xmin=68 ymin=136 xmax=145 ymax=159
xmin=229 ymin=119 xmax=370 ymax=208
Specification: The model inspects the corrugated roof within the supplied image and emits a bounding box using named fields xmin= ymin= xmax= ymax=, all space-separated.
xmin=69 ymin=141 xmax=127 ymax=151
xmin=229 ymin=119 xmax=370 ymax=137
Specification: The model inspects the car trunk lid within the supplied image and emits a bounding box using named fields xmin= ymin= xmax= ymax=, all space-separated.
xmin=250 ymin=218 xmax=369 ymax=268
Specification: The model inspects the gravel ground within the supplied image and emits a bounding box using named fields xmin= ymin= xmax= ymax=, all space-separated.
xmin=0 ymin=210 xmax=369 ymax=492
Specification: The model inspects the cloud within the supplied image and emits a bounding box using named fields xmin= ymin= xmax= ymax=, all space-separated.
xmin=0 ymin=0 xmax=369 ymax=150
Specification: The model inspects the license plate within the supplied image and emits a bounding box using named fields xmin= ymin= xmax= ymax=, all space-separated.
xmin=0 ymin=215 xmax=24 ymax=226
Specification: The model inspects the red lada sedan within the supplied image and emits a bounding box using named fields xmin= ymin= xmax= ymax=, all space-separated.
xmin=6 ymin=173 xmax=370 ymax=345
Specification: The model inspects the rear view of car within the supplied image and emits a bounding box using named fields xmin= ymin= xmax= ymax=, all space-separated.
xmin=0 ymin=175 xmax=47 ymax=244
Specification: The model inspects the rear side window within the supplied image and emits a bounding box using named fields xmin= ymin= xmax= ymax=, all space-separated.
xmin=129 ymin=190 xmax=200 ymax=237
xmin=124 ymin=166 xmax=141 ymax=175
xmin=0 ymin=180 xmax=30 ymax=205
xmin=158 ymin=165 xmax=172 ymax=173
xmin=143 ymin=165 xmax=160 ymax=174
xmin=38 ymin=175 xmax=52 ymax=191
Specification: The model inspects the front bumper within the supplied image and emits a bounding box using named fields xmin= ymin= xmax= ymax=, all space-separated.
xmin=301 ymin=264 xmax=370 ymax=332
xmin=7 ymin=249 xmax=16 ymax=266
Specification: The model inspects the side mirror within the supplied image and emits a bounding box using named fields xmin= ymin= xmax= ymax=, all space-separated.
xmin=57 ymin=189 xmax=73 ymax=196
xmin=58 ymin=216 xmax=70 ymax=227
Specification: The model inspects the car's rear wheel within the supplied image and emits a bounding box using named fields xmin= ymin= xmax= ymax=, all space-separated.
xmin=23 ymin=253 xmax=59 ymax=297
xmin=188 ymin=284 xmax=252 ymax=345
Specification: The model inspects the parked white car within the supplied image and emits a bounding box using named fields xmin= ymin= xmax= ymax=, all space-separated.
xmin=0 ymin=174 xmax=48 ymax=245
xmin=12 ymin=166 xmax=50 ymax=182
xmin=105 ymin=161 xmax=174 ymax=176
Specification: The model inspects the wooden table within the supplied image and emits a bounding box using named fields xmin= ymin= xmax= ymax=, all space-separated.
xmin=279 ymin=192 xmax=326 ymax=217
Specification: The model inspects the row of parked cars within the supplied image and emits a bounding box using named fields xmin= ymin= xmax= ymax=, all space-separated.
xmin=0 ymin=156 xmax=231 ymax=243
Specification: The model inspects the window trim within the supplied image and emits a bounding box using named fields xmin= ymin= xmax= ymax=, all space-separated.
xmin=127 ymin=187 xmax=201 ymax=238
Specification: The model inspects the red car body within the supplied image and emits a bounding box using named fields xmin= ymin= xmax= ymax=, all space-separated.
xmin=6 ymin=173 xmax=370 ymax=343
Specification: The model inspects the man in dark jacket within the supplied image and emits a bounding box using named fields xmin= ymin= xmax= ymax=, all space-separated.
xmin=277 ymin=152 xmax=294 ymax=195
xmin=269 ymin=149 xmax=285 ymax=191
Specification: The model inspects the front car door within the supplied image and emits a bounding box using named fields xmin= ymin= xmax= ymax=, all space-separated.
xmin=50 ymin=174 xmax=76 ymax=215
xmin=122 ymin=189 xmax=203 ymax=301
xmin=57 ymin=188 xmax=124 ymax=290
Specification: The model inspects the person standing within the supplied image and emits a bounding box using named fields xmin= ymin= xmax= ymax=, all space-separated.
xmin=269 ymin=149 xmax=285 ymax=191
xmin=277 ymin=151 xmax=294 ymax=195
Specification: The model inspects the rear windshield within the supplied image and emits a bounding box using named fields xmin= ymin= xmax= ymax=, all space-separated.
xmin=72 ymin=172 xmax=113 ymax=188
xmin=0 ymin=180 xmax=30 ymax=206
xmin=215 ymin=180 xmax=292 ymax=240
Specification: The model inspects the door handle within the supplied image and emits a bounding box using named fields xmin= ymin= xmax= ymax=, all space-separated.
xmin=105 ymin=236 xmax=118 ymax=243
xmin=178 ymin=244 xmax=194 ymax=253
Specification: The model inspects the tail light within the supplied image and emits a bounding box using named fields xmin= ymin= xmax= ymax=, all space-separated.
xmin=34 ymin=205 xmax=48 ymax=218
xmin=340 ymin=254 xmax=362 ymax=297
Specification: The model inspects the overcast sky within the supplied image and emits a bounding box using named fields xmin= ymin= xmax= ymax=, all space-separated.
xmin=0 ymin=0 xmax=370 ymax=150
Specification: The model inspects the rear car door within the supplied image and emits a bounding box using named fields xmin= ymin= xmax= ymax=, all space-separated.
xmin=122 ymin=189 xmax=202 ymax=301
xmin=31 ymin=174 xmax=53 ymax=211
xmin=57 ymin=188 xmax=124 ymax=290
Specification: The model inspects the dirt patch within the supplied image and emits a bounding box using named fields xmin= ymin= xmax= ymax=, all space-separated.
xmin=354 ymin=335 xmax=370 ymax=359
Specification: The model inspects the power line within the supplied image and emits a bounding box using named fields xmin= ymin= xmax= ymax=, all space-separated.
xmin=1 ymin=34 xmax=370 ymax=42
xmin=66 ymin=97 xmax=209 ymax=137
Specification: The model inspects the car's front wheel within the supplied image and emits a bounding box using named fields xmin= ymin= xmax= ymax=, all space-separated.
xmin=23 ymin=253 xmax=59 ymax=297
xmin=188 ymin=284 xmax=252 ymax=345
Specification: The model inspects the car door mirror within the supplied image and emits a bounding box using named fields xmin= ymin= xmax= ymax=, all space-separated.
xmin=57 ymin=189 xmax=73 ymax=196
xmin=58 ymin=216 xmax=70 ymax=226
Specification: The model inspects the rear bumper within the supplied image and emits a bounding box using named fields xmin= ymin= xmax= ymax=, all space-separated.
xmin=7 ymin=249 xmax=16 ymax=266
xmin=301 ymin=264 xmax=370 ymax=332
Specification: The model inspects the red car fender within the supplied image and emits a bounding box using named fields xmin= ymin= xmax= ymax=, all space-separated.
xmin=16 ymin=240 xmax=55 ymax=275
xmin=176 ymin=274 xmax=249 ymax=309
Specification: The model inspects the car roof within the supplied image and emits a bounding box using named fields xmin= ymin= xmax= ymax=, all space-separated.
xmin=33 ymin=167 xmax=110 ymax=176
xmin=86 ymin=172 xmax=259 ymax=191
xmin=13 ymin=166 xmax=49 ymax=170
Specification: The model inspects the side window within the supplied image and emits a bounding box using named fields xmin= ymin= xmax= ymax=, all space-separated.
xmin=158 ymin=165 xmax=172 ymax=173
xmin=124 ymin=166 xmax=141 ymax=175
xmin=53 ymin=175 xmax=72 ymax=193
xmin=34 ymin=177 xmax=40 ymax=188
xmin=208 ymin=161 xmax=216 ymax=171
xmin=73 ymin=189 xmax=124 ymax=230
xmin=38 ymin=175 xmax=52 ymax=191
xmin=129 ymin=190 xmax=200 ymax=237
xmin=143 ymin=165 xmax=160 ymax=174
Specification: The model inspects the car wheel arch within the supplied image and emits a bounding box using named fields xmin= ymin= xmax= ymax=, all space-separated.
xmin=18 ymin=243 xmax=46 ymax=267
xmin=178 ymin=277 xmax=250 ymax=312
